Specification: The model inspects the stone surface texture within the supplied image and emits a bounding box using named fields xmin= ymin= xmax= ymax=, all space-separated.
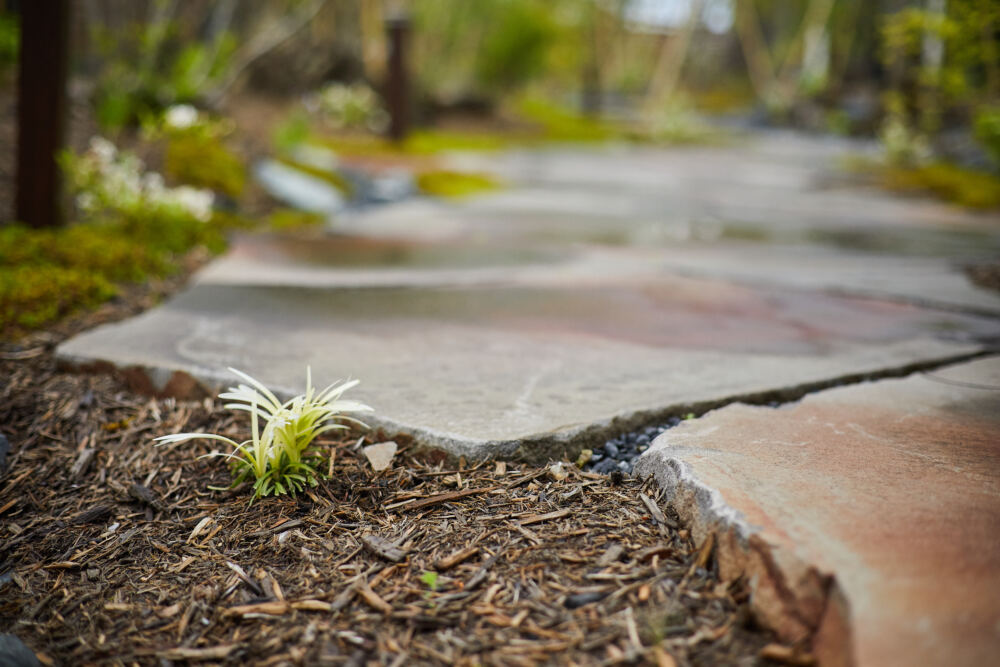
xmin=57 ymin=275 xmax=989 ymax=460
xmin=635 ymin=356 xmax=1000 ymax=667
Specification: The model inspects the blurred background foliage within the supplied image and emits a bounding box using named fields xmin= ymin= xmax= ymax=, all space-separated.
xmin=25 ymin=0 xmax=991 ymax=168
xmin=2 ymin=0 xmax=1000 ymax=334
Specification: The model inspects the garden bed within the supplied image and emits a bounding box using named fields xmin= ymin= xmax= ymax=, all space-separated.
xmin=0 ymin=291 xmax=802 ymax=666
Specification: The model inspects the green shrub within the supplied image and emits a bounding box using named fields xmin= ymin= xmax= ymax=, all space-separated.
xmin=314 ymin=83 xmax=388 ymax=132
xmin=1 ymin=138 xmax=243 ymax=338
xmin=273 ymin=111 xmax=311 ymax=154
xmin=879 ymin=162 xmax=1000 ymax=209
xmin=514 ymin=97 xmax=619 ymax=142
xmin=165 ymin=133 xmax=246 ymax=198
xmin=0 ymin=11 xmax=18 ymax=75
xmin=92 ymin=21 xmax=236 ymax=130
xmin=973 ymin=106 xmax=1000 ymax=169
xmin=474 ymin=1 xmax=556 ymax=94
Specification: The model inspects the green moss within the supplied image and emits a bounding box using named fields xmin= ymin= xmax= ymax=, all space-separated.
xmin=0 ymin=205 xmax=241 ymax=338
xmin=513 ymin=97 xmax=620 ymax=143
xmin=319 ymin=130 xmax=512 ymax=158
xmin=0 ymin=224 xmax=170 ymax=282
xmin=276 ymin=157 xmax=355 ymax=196
xmin=267 ymin=209 xmax=326 ymax=231
xmin=0 ymin=265 xmax=116 ymax=333
xmin=879 ymin=162 xmax=1000 ymax=209
xmin=416 ymin=170 xmax=501 ymax=198
xmin=404 ymin=130 xmax=511 ymax=154
xmin=165 ymin=133 xmax=246 ymax=198
xmin=273 ymin=111 xmax=311 ymax=154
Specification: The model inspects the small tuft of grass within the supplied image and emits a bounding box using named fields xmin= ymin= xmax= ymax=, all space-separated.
xmin=156 ymin=368 xmax=372 ymax=502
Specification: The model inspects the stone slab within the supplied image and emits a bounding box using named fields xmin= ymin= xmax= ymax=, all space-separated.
xmin=624 ymin=242 xmax=1000 ymax=317
xmin=57 ymin=271 xmax=991 ymax=460
xmin=635 ymin=356 xmax=1000 ymax=667
xmin=445 ymin=137 xmax=1000 ymax=238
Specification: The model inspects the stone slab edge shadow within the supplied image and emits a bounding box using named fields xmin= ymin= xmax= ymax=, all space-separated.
xmin=634 ymin=447 xmax=854 ymax=667
xmin=56 ymin=346 xmax=984 ymax=468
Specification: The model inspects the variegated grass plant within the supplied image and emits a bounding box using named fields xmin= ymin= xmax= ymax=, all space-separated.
xmin=156 ymin=368 xmax=371 ymax=501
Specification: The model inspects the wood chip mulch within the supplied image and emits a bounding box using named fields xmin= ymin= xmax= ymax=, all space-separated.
xmin=0 ymin=294 xmax=796 ymax=667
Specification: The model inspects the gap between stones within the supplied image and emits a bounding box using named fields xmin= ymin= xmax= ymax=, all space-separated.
xmin=581 ymin=348 xmax=993 ymax=475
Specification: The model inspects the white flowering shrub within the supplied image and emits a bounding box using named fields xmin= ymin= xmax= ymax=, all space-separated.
xmin=312 ymin=82 xmax=389 ymax=132
xmin=66 ymin=137 xmax=215 ymax=222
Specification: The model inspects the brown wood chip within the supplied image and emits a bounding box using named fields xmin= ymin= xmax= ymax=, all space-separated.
xmin=394 ymin=487 xmax=494 ymax=512
xmin=128 ymin=483 xmax=165 ymax=511
xmin=223 ymin=601 xmax=289 ymax=617
xmin=694 ymin=532 xmax=716 ymax=570
xmin=518 ymin=508 xmax=571 ymax=526
xmin=758 ymin=644 xmax=817 ymax=666
xmin=434 ymin=545 xmax=479 ymax=571
xmin=361 ymin=534 xmax=408 ymax=562
xmin=357 ymin=581 xmax=392 ymax=614
xmin=640 ymin=492 xmax=677 ymax=528
xmin=156 ymin=645 xmax=241 ymax=660
xmin=635 ymin=544 xmax=674 ymax=561
xmin=597 ymin=542 xmax=625 ymax=566
xmin=73 ymin=504 xmax=112 ymax=525
xmin=70 ymin=448 xmax=96 ymax=479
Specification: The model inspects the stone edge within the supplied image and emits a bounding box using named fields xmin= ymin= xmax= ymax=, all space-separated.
xmin=633 ymin=440 xmax=856 ymax=667
xmin=55 ymin=346 xmax=985 ymax=468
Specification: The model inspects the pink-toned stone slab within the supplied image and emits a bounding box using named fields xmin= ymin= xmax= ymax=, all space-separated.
xmin=636 ymin=357 xmax=1000 ymax=667
xmin=57 ymin=272 xmax=991 ymax=461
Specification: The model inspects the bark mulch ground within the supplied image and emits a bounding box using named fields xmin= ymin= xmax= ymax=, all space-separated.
xmin=0 ymin=291 xmax=806 ymax=667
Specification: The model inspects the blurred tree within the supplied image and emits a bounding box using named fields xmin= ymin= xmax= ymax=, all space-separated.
xmin=77 ymin=0 xmax=365 ymax=128
xmin=734 ymin=0 xmax=836 ymax=113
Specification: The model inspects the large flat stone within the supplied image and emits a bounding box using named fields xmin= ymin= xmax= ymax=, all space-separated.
xmin=635 ymin=357 xmax=1000 ymax=667
xmin=58 ymin=265 xmax=991 ymax=460
xmin=625 ymin=242 xmax=1000 ymax=317
xmin=446 ymin=138 xmax=1000 ymax=239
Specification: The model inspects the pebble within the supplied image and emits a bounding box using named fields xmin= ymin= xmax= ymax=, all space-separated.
xmin=0 ymin=634 xmax=41 ymax=667
xmin=563 ymin=592 xmax=608 ymax=609
xmin=0 ymin=432 xmax=8 ymax=476
xmin=584 ymin=419 xmax=688 ymax=476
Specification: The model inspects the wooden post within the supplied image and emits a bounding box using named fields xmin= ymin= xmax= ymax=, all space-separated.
xmin=384 ymin=14 xmax=410 ymax=142
xmin=16 ymin=0 xmax=70 ymax=228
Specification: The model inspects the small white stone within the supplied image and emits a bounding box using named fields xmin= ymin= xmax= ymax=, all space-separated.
xmin=363 ymin=441 xmax=398 ymax=472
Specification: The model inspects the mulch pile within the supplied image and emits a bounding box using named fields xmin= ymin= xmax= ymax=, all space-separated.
xmin=0 ymin=293 xmax=802 ymax=667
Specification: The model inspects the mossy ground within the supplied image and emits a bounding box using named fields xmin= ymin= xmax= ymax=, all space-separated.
xmin=0 ymin=206 xmax=325 ymax=340
xmin=877 ymin=162 xmax=1000 ymax=210
xmin=0 ymin=214 xmax=227 ymax=339
xmin=845 ymin=156 xmax=1000 ymax=210
xmin=415 ymin=169 xmax=501 ymax=198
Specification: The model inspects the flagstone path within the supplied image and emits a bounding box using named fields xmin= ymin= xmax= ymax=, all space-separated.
xmin=57 ymin=131 xmax=1000 ymax=665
